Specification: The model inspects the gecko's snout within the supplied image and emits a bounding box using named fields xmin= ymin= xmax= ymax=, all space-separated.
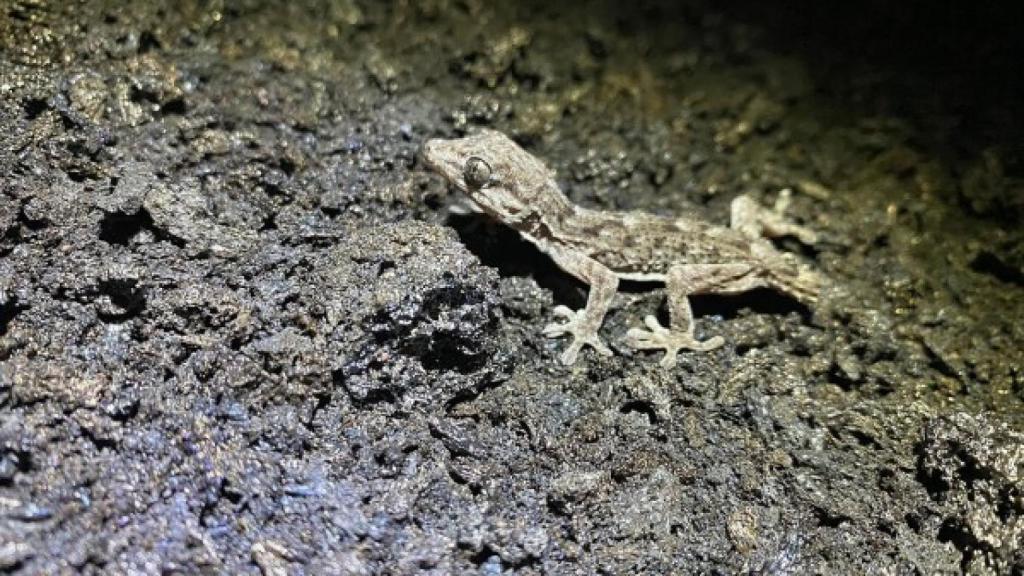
xmin=421 ymin=138 xmax=466 ymax=187
xmin=421 ymin=139 xmax=455 ymax=172
xmin=421 ymin=139 xmax=439 ymax=167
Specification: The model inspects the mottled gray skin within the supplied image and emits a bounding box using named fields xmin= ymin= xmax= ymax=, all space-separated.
xmin=423 ymin=129 xmax=826 ymax=367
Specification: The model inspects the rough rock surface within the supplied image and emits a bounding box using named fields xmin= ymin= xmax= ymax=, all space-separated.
xmin=1 ymin=0 xmax=1022 ymax=574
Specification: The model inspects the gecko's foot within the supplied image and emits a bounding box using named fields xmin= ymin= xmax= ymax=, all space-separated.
xmin=542 ymin=305 xmax=612 ymax=365
xmin=625 ymin=315 xmax=725 ymax=368
xmin=776 ymin=221 xmax=818 ymax=245
xmin=769 ymin=189 xmax=819 ymax=244
xmin=732 ymin=192 xmax=818 ymax=245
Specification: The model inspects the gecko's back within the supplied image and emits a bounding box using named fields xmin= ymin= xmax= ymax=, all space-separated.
xmin=554 ymin=207 xmax=761 ymax=279
xmin=554 ymin=206 xmax=824 ymax=303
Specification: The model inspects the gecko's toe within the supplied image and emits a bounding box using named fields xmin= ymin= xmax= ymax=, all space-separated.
xmin=589 ymin=336 xmax=613 ymax=357
xmin=543 ymin=320 xmax=576 ymax=338
xmin=625 ymin=315 xmax=670 ymax=349
xmin=551 ymin=305 xmax=575 ymax=319
xmin=772 ymin=188 xmax=793 ymax=214
xmin=559 ymin=334 xmax=611 ymax=364
xmin=797 ymin=229 xmax=819 ymax=245
xmin=626 ymin=316 xmax=725 ymax=366
xmin=658 ymin=350 xmax=679 ymax=369
xmin=695 ymin=335 xmax=726 ymax=351
xmin=543 ymin=306 xmax=580 ymax=337
xmin=542 ymin=322 xmax=566 ymax=337
xmin=560 ymin=345 xmax=581 ymax=365
xmin=644 ymin=314 xmax=668 ymax=333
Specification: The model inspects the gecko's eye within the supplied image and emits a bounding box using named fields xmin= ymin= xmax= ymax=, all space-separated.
xmin=463 ymin=156 xmax=493 ymax=189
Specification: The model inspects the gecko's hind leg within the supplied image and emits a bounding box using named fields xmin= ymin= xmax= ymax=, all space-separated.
xmin=730 ymin=191 xmax=817 ymax=244
xmin=627 ymin=264 xmax=756 ymax=368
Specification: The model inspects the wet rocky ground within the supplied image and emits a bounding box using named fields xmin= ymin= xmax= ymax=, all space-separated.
xmin=1 ymin=0 xmax=1022 ymax=574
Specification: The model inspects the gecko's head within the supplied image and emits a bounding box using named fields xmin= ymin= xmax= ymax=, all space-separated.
xmin=422 ymin=129 xmax=550 ymax=223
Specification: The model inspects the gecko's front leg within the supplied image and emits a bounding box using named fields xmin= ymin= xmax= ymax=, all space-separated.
xmin=541 ymin=247 xmax=618 ymax=365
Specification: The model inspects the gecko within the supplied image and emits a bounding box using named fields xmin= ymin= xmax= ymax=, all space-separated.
xmin=422 ymin=129 xmax=826 ymax=368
